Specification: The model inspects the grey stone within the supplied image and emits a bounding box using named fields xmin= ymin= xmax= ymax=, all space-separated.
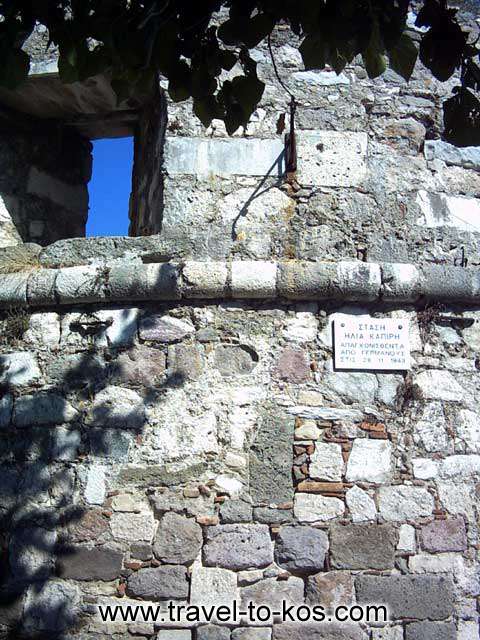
xmin=277 ymin=261 xmax=380 ymax=302
xmin=130 ymin=542 xmax=153 ymax=561
xmin=167 ymin=343 xmax=204 ymax=381
xmin=232 ymin=629 xmax=272 ymax=640
xmin=0 ymin=273 xmax=28 ymax=308
xmin=51 ymin=427 xmax=81 ymax=461
xmin=139 ymin=314 xmax=194 ymax=342
xmin=182 ymin=262 xmax=228 ymax=298
xmin=330 ymin=524 xmax=397 ymax=570
xmin=377 ymin=486 xmax=434 ymax=522
xmin=405 ymin=622 xmax=456 ymax=640
xmin=424 ymin=139 xmax=480 ymax=171
xmin=240 ymin=576 xmax=304 ymax=609
xmin=126 ymin=565 xmax=189 ymax=601
xmin=107 ymin=262 xmax=181 ymax=301
xmin=203 ymin=525 xmax=273 ymax=570
xmin=253 ymin=508 xmax=293 ymax=525
xmin=27 ymin=268 xmax=58 ymax=305
xmin=23 ymin=581 xmax=81 ymax=633
xmin=231 ymin=261 xmax=277 ymax=298
xmin=153 ymin=512 xmax=203 ymax=565
xmin=13 ymin=393 xmax=78 ymax=426
xmin=164 ymin=136 xmax=285 ymax=177
xmin=220 ymin=499 xmax=253 ymax=524
xmin=272 ymin=346 xmax=310 ymax=383
xmin=214 ymin=345 xmax=258 ymax=376
xmin=356 ymin=575 xmax=454 ymax=620
xmin=306 ymin=571 xmax=355 ymax=609
xmin=287 ymin=406 xmax=364 ymax=422
xmin=57 ymin=546 xmax=123 ymax=581
xmin=0 ymin=394 xmax=12 ymax=427
xmin=85 ymin=385 xmax=145 ymax=429
xmin=89 ymin=428 xmax=133 ymax=461
xmin=272 ymin=624 xmax=365 ymax=640
xmin=46 ymin=352 xmax=107 ymax=388
xmin=197 ymin=626 xmax=231 ymax=640
xmin=55 ymin=265 xmax=105 ymax=303
xmin=275 ymin=526 xmax=329 ymax=574
xmin=9 ymin=526 xmax=56 ymax=583
xmin=112 ymin=345 xmax=166 ymax=386
xmin=249 ymin=406 xmax=295 ymax=504
xmin=0 ymin=352 xmax=41 ymax=387
xmin=420 ymin=517 xmax=467 ymax=553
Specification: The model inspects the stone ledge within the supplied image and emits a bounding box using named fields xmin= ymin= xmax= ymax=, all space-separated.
xmin=1 ymin=260 xmax=480 ymax=309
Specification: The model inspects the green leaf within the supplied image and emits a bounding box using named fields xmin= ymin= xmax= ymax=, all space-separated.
xmin=193 ymin=95 xmax=221 ymax=128
xmin=420 ymin=22 xmax=466 ymax=82
xmin=389 ymin=33 xmax=418 ymax=81
xmin=299 ymin=35 xmax=326 ymax=70
xmin=0 ymin=49 xmax=30 ymax=90
xmin=443 ymin=88 xmax=480 ymax=147
xmin=362 ymin=48 xmax=387 ymax=79
xmin=218 ymin=50 xmax=237 ymax=71
xmin=168 ymin=61 xmax=192 ymax=102
xmin=242 ymin=13 xmax=275 ymax=48
xmin=58 ymin=52 xmax=80 ymax=84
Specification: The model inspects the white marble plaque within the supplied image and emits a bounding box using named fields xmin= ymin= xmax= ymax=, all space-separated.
xmin=334 ymin=317 xmax=410 ymax=371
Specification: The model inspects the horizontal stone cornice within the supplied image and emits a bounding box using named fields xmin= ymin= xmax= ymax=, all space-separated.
xmin=1 ymin=260 xmax=480 ymax=309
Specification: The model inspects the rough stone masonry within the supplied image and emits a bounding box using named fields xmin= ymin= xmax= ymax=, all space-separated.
xmin=0 ymin=2 xmax=480 ymax=640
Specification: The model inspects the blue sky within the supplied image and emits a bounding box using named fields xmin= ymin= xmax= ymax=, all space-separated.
xmin=86 ymin=137 xmax=134 ymax=237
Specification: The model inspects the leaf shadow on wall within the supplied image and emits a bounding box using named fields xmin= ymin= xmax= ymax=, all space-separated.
xmin=0 ymin=305 xmax=186 ymax=639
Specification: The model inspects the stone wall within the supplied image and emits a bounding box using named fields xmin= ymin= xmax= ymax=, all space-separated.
xmin=136 ymin=5 xmax=480 ymax=265
xmin=0 ymin=258 xmax=479 ymax=639
xmin=0 ymin=121 xmax=92 ymax=248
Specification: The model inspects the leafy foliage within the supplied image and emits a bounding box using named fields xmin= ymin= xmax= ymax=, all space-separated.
xmin=0 ymin=0 xmax=479 ymax=144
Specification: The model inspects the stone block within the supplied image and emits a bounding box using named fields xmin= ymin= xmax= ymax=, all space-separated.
xmin=356 ymin=575 xmax=454 ymax=620
xmin=456 ymin=409 xmax=480 ymax=453
xmin=405 ymin=622 xmax=456 ymax=640
xmin=283 ymin=313 xmax=319 ymax=343
xmin=51 ymin=427 xmax=81 ymax=461
xmin=214 ymin=344 xmax=258 ymax=376
xmin=310 ymin=442 xmax=344 ymax=481
xmin=112 ymin=345 xmax=166 ymax=386
xmin=272 ymin=623 xmax=365 ymax=640
xmin=197 ymin=627 xmax=231 ymax=640
xmin=9 ymin=526 xmax=56 ymax=583
xmin=345 ymin=486 xmax=377 ymax=523
xmin=438 ymin=454 xmax=480 ymax=479
xmin=167 ymin=343 xmax=204 ymax=381
xmin=296 ymin=131 xmax=368 ymax=187
xmin=126 ymin=565 xmax=189 ymax=601
xmin=164 ymin=137 xmax=285 ymax=177
xmin=158 ymin=632 xmax=191 ymax=640
xmin=220 ymin=499 xmax=253 ymax=524
xmin=203 ymin=525 xmax=273 ymax=570
xmin=110 ymin=511 xmax=156 ymax=542
xmin=153 ymin=512 xmax=203 ymax=564
xmin=89 ymin=428 xmax=133 ymax=461
xmin=418 ymin=265 xmax=480 ymax=303
xmin=378 ymin=486 xmax=434 ymax=522
xmin=293 ymin=70 xmax=350 ymax=85
xmin=381 ymin=263 xmax=421 ymax=303
xmin=240 ymin=576 xmax=304 ymax=609
xmin=13 ymin=393 xmax=78 ymax=426
xmin=95 ymin=307 xmax=139 ymax=346
xmin=0 ymin=352 xmax=41 ymax=387
xmin=84 ymin=465 xmax=107 ymax=505
xmin=0 ymin=273 xmax=29 ymax=308
xmin=182 ymin=262 xmax=228 ymax=298
xmin=398 ymin=524 xmax=416 ymax=554
xmin=424 ymin=139 xmax=480 ymax=170
xmin=413 ymin=370 xmax=463 ymax=402
xmin=307 ymin=571 xmax=356 ymax=613
xmin=190 ymin=565 xmax=238 ymax=606
xmin=272 ymin=346 xmax=310 ymax=383
xmin=23 ymin=581 xmax=81 ymax=634
xmin=140 ymin=313 xmax=194 ymax=342
xmin=57 ymin=545 xmax=123 ymax=581
xmin=231 ymin=261 xmax=277 ymax=298
xmin=85 ymin=385 xmax=145 ymax=429
xmin=277 ymin=261 xmax=381 ymax=302
xmin=287 ymin=406 xmax=364 ymax=422
xmin=0 ymin=393 xmax=13 ymax=427
xmin=23 ymin=311 xmax=61 ymax=347
xmin=67 ymin=509 xmax=109 ymax=543
xmin=275 ymin=525 xmax=329 ymax=574
xmin=253 ymin=508 xmax=293 ymax=525
xmin=420 ymin=517 xmax=467 ymax=553
xmin=249 ymin=406 xmax=294 ymax=504
xmin=232 ymin=629 xmax=272 ymax=640
xmin=330 ymin=524 xmax=397 ymax=570
xmin=412 ymin=458 xmax=438 ymax=480
xmin=26 ymin=268 xmax=58 ymax=305
xmin=294 ymin=493 xmax=345 ymax=523
xmin=345 ymin=439 xmax=393 ymax=484
xmin=108 ymin=262 xmax=181 ymax=301
xmin=55 ymin=265 xmax=106 ymax=304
